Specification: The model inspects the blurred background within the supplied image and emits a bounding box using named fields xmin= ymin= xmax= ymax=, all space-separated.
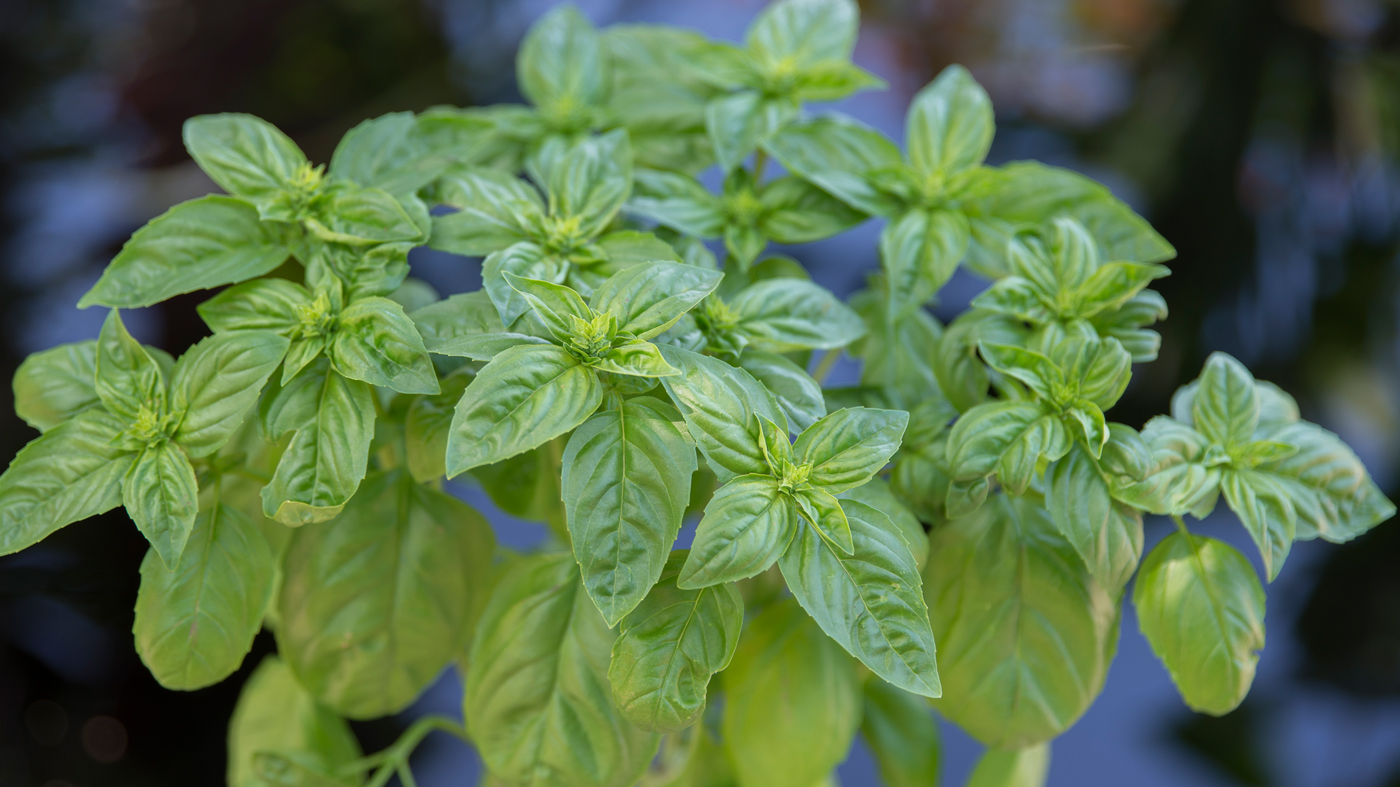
xmin=3 ymin=0 xmax=1400 ymax=784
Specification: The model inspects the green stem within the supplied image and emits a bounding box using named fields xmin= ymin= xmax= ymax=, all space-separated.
xmin=812 ymin=349 xmax=842 ymax=386
xmin=342 ymin=714 xmax=470 ymax=787
xmin=752 ymin=149 xmax=768 ymax=181
xmin=1171 ymin=514 xmax=1191 ymax=538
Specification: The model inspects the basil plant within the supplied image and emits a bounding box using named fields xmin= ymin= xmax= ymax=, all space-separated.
xmin=2 ymin=0 xmax=1393 ymax=785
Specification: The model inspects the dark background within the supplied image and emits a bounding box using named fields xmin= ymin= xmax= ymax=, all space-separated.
xmin=3 ymin=0 xmax=1400 ymax=785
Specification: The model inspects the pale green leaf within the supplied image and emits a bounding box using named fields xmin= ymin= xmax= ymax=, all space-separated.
xmin=680 ymin=474 xmax=797 ymax=588
xmin=658 ymin=345 xmax=787 ymax=482
xmin=227 ymin=656 xmax=362 ymax=787
xmin=124 ymin=442 xmax=199 ymax=567
xmin=12 ymin=340 xmax=100 ymax=432
xmin=906 ymin=65 xmax=994 ymax=177
xmin=170 ymin=331 xmax=289 ymax=457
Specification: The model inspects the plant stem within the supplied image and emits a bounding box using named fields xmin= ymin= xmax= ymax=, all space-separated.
xmin=342 ymin=714 xmax=470 ymax=787
xmin=752 ymin=149 xmax=768 ymax=181
xmin=812 ymin=349 xmax=842 ymax=386
xmin=1171 ymin=514 xmax=1191 ymax=538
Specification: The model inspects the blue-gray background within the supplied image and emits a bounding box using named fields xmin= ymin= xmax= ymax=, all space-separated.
xmin=3 ymin=0 xmax=1400 ymax=785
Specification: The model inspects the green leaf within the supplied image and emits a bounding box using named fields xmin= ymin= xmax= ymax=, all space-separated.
xmin=0 ymin=409 xmax=132 ymax=556
xmin=304 ymin=182 xmax=424 ymax=245
xmin=563 ymin=397 xmax=697 ymax=625
xmin=482 ymin=242 xmax=571 ymax=327
xmin=590 ymin=261 xmax=723 ymax=341
xmin=404 ymin=370 xmax=471 ymax=483
xmin=628 ymin=169 xmax=726 ymax=237
xmin=906 ymin=65 xmax=994 ymax=177
xmin=429 ymin=168 xmax=544 ymax=256
xmin=329 ymin=111 xmax=449 ymax=195
xmin=966 ymin=744 xmax=1051 ymax=787
xmin=794 ymin=407 xmax=908 ymax=493
xmin=12 ymin=341 xmax=100 ymax=432
xmin=595 ymin=340 xmax=679 ymax=378
xmin=924 ymin=494 xmax=1119 ymax=748
xmin=706 ymin=91 xmax=798 ymax=172
xmin=326 ymin=297 xmax=439 ymax=394
xmin=839 ymin=476 xmax=929 ymax=569
xmin=79 ymin=196 xmax=290 ymax=309
xmin=124 ymin=442 xmax=199 ymax=567
xmin=963 ymin=161 xmax=1175 ymax=278
xmin=946 ymin=400 xmax=1067 ymax=495
xmin=183 ymin=114 xmax=308 ymax=211
xmin=658 ymin=345 xmax=787 ymax=482
xmin=730 ymin=279 xmax=866 ymax=352
xmin=736 ymin=350 xmax=826 ymax=432
xmin=517 ymin=4 xmax=608 ymax=112
xmin=608 ymin=550 xmax=743 ymax=732
xmin=465 ymin=553 xmax=659 ymax=787
xmin=794 ymin=486 xmax=853 ymax=553
xmin=1193 ymin=352 xmax=1260 ymax=450
xmin=133 ymin=501 xmax=274 ymax=690
xmin=722 ymin=599 xmax=860 ymax=787
xmin=1220 ymin=468 xmax=1296 ymax=581
xmin=1074 ymin=261 xmax=1171 ymax=319
xmin=504 ymin=273 xmax=592 ymax=343
xmin=880 ymin=208 xmax=970 ymax=318
xmin=1091 ymin=289 xmax=1167 ymax=363
xmin=1253 ymin=420 xmax=1396 ymax=543
xmin=780 ymin=499 xmax=941 ymax=697
xmin=746 ymin=0 xmax=858 ymax=70
xmin=851 ymin=287 xmax=946 ymax=409
xmin=170 ymin=331 xmax=289 ymax=457
xmin=756 ymin=175 xmax=866 ymax=244
xmin=680 ymin=474 xmax=797 ymax=588
xmin=260 ymin=359 xmax=376 ymax=525
xmin=979 ymin=342 xmax=1065 ymax=401
xmin=765 ymin=115 xmax=905 ymax=216
xmin=1133 ymin=532 xmax=1265 ymax=716
xmin=469 ymin=438 xmax=568 ymax=528
xmin=95 ymin=310 xmax=165 ymax=421
xmin=410 ymin=290 xmax=548 ymax=360
xmin=860 ymin=679 xmax=941 ymax=787
xmin=227 ymin=656 xmax=362 ymax=787
xmin=198 ymin=278 xmax=310 ymax=336
xmin=930 ymin=309 xmax=1027 ymax=413
xmin=446 ymin=344 xmax=603 ymax=476
xmin=531 ymin=129 xmax=634 ymax=237
xmin=1111 ymin=416 xmax=1224 ymax=517
xmin=1045 ymin=442 xmax=1144 ymax=591
xmin=278 ymin=469 xmax=494 ymax=719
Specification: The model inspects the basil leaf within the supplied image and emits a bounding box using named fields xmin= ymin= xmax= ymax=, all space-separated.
xmin=133 ymin=501 xmax=274 ymax=690
xmin=963 ymin=161 xmax=1174 ymax=278
xmin=765 ymin=115 xmax=905 ymax=216
xmin=924 ymin=494 xmax=1118 ymax=748
xmin=794 ymin=486 xmax=853 ymax=553
xmin=966 ymin=744 xmax=1051 ymax=787
xmin=465 ymin=553 xmax=659 ymax=787
xmin=608 ymin=550 xmax=743 ymax=732
xmin=722 ymin=599 xmax=860 ymax=787
xmin=628 ymin=169 xmax=726 ymax=237
xmin=590 ymin=261 xmax=723 ymax=341
xmin=850 ymin=287 xmax=946 ymax=409
xmin=329 ymin=111 xmax=448 ymax=196
xmin=861 ymin=679 xmax=941 ymax=787
xmin=979 ymin=342 xmax=1065 ymax=401
xmin=79 ymin=196 xmax=290 ymax=309
xmin=278 ymin=469 xmax=495 ymax=718
xmin=469 ymin=438 xmax=568 ymax=529
xmin=446 ymin=345 xmax=603 ymax=476
xmin=124 ymin=442 xmax=199 ymax=567
xmin=328 ymin=296 xmax=439 ymax=394
xmin=1046 ymin=442 xmax=1144 ymax=592
xmin=658 ymin=345 xmax=788 ymax=481
xmin=517 ymin=4 xmax=608 ymax=112
xmin=756 ymin=175 xmax=866 ymax=244
xmin=1133 ymin=532 xmax=1265 ymax=716
xmin=880 ymin=208 xmax=970 ymax=318
xmin=1192 ymin=352 xmax=1260 ymax=450
xmin=170 ymin=331 xmax=289 ymax=457
xmin=563 ymin=397 xmax=697 ymax=625
xmin=259 ymin=358 xmax=376 ymax=525
xmin=227 ymin=656 xmax=362 ymax=787
xmin=504 ymin=272 xmax=593 ymax=341
xmin=405 ymin=370 xmax=471 ymax=483
xmin=840 ymin=476 xmax=929 ymax=568
xmin=730 ymin=279 xmax=866 ymax=352
xmin=946 ymin=400 xmax=1067 ymax=496
xmin=304 ymin=182 xmax=424 ymax=245
xmin=1111 ymin=416 xmax=1224 ymax=517
xmin=736 ymin=349 xmax=826 ymax=432
xmin=12 ymin=340 xmax=100 ymax=432
xmin=746 ymin=0 xmax=858 ymax=70
xmin=482 ymin=242 xmax=570 ymax=327
xmin=706 ymin=90 xmax=798 ymax=172
xmin=96 ymin=310 xmax=165 ymax=420
xmin=531 ymin=129 xmax=633 ymax=238
xmin=906 ymin=64 xmax=994 ymax=177
xmin=183 ymin=113 xmax=308 ymax=211
xmin=411 ymin=290 xmax=549 ymax=360
xmin=793 ymin=407 xmax=908 ymax=493
xmin=780 ymin=499 xmax=941 ymax=697
xmin=1253 ymin=420 xmax=1395 ymax=543
xmin=680 ymin=474 xmax=797 ymax=588
xmin=429 ymin=169 xmax=544 ymax=256
xmin=591 ymin=340 xmax=675 ymax=380
xmin=198 ymin=278 xmax=310 ymax=336
xmin=1220 ymin=468 xmax=1296 ymax=581
xmin=0 ymin=408 xmax=132 ymax=556
xmin=1091 ymin=288 xmax=1168 ymax=363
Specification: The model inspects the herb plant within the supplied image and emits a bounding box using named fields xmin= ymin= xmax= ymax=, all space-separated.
xmin=2 ymin=1 xmax=1393 ymax=785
